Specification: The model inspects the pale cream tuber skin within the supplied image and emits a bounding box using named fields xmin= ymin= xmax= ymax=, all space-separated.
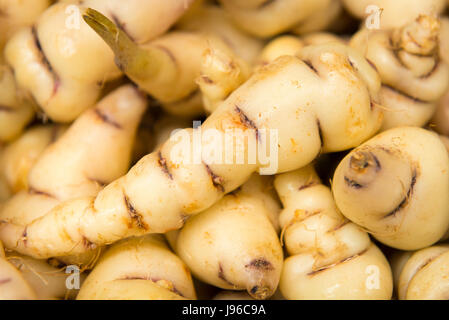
xmin=0 ymin=125 xmax=66 ymax=195
xmin=175 ymin=174 xmax=283 ymax=300
xmin=342 ymin=0 xmax=446 ymax=30
xmin=0 ymin=43 xmax=383 ymax=260
xmin=275 ymin=165 xmax=393 ymax=300
xmin=218 ymin=0 xmax=342 ymax=38
xmin=333 ymin=127 xmax=449 ymax=251
xmin=397 ymin=245 xmax=449 ymax=300
xmin=4 ymin=0 xmax=194 ymax=122
xmin=77 ymin=235 xmax=195 ymax=300
xmin=83 ymin=8 xmax=250 ymax=116
xmin=351 ymin=15 xmax=449 ymax=130
xmin=0 ymin=85 xmax=147 ymax=265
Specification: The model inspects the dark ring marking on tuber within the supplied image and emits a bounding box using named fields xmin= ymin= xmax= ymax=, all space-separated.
xmin=303 ymin=60 xmax=319 ymax=76
xmin=327 ymin=220 xmax=350 ymax=233
xmin=31 ymin=26 xmax=60 ymax=95
xmin=218 ymin=263 xmax=235 ymax=286
xmin=123 ymin=193 xmax=148 ymax=230
xmin=307 ymin=248 xmax=368 ymax=276
xmin=316 ymin=119 xmax=324 ymax=148
xmin=366 ymin=59 xmax=378 ymax=73
xmin=204 ymin=163 xmax=225 ymax=193
xmin=235 ymin=105 xmax=259 ymax=140
xmin=110 ymin=13 xmax=134 ymax=42
xmin=157 ymin=151 xmax=173 ymax=180
xmin=298 ymin=181 xmax=320 ymax=191
xmin=154 ymin=45 xmax=177 ymax=65
xmin=344 ymin=176 xmax=364 ymax=189
xmin=94 ymin=108 xmax=123 ymax=129
xmin=383 ymin=84 xmax=428 ymax=104
xmin=420 ymin=59 xmax=440 ymax=79
xmin=383 ymin=168 xmax=417 ymax=219
xmin=245 ymin=258 xmax=274 ymax=271
xmin=200 ymin=75 xmax=214 ymax=85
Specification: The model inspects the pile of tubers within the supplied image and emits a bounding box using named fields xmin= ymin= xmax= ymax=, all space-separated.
xmin=0 ymin=0 xmax=449 ymax=300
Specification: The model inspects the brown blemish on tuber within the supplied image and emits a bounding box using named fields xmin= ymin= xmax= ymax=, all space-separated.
xmin=204 ymin=163 xmax=225 ymax=193
xmin=157 ymin=151 xmax=173 ymax=180
xmin=124 ymin=193 xmax=148 ymax=231
xmin=94 ymin=108 xmax=122 ymax=129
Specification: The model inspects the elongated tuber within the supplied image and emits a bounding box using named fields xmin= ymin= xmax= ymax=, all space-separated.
xmin=333 ymin=127 xmax=449 ymax=250
xmin=77 ymin=235 xmax=195 ymax=300
xmin=0 ymin=43 xmax=383 ymax=260
xmin=351 ymin=15 xmax=449 ymax=130
xmin=275 ymin=165 xmax=393 ymax=299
